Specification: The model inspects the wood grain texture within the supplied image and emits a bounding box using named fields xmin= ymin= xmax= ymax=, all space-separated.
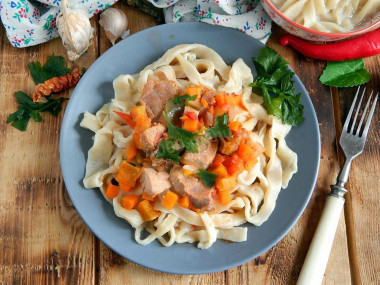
xmin=0 ymin=18 xmax=99 ymax=285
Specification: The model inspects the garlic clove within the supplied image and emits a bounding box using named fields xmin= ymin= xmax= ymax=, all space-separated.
xmin=57 ymin=0 xmax=94 ymax=61
xmin=99 ymin=8 xmax=129 ymax=45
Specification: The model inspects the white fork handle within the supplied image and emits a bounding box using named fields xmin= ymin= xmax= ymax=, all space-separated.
xmin=297 ymin=195 xmax=345 ymax=285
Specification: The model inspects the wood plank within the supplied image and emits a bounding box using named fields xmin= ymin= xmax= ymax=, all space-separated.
xmin=0 ymin=17 xmax=99 ymax=284
xmin=332 ymin=55 xmax=380 ymax=284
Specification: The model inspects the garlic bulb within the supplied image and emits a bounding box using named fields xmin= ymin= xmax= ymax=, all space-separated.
xmin=57 ymin=0 xmax=94 ymax=61
xmin=99 ymin=8 xmax=129 ymax=45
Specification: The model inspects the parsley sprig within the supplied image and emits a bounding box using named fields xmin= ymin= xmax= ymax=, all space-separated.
xmin=207 ymin=113 xmax=232 ymax=138
xmin=155 ymin=139 xmax=181 ymax=163
xmin=249 ymin=47 xmax=304 ymax=127
xmin=163 ymin=112 xmax=198 ymax=153
xmin=6 ymin=92 xmax=65 ymax=131
xmin=173 ymin=94 xmax=197 ymax=106
xmin=196 ymin=169 xmax=218 ymax=188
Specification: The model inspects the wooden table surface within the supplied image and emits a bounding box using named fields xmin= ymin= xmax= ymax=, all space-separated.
xmin=0 ymin=3 xmax=379 ymax=284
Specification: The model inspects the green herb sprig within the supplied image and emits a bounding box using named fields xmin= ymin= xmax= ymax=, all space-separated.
xmin=249 ymin=47 xmax=304 ymax=127
xmin=155 ymin=139 xmax=181 ymax=163
xmin=173 ymin=94 xmax=197 ymax=106
xmin=196 ymin=169 xmax=218 ymax=188
xmin=207 ymin=113 xmax=232 ymax=138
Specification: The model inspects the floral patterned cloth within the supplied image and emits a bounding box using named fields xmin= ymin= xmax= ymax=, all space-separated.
xmin=151 ymin=0 xmax=272 ymax=43
xmin=0 ymin=0 xmax=272 ymax=48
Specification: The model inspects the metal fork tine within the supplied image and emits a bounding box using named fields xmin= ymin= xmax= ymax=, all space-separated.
xmin=356 ymin=90 xmax=374 ymax=135
xmin=349 ymin=87 xmax=365 ymax=134
xmin=361 ymin=93 xmax=378 ymax=138
xmin=343 ymin=87 xmax=362 ymax=132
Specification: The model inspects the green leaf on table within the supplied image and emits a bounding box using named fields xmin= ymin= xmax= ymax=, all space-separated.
xmin=6 ymin=91 xmax=66 ymax=131
xmin=163 ymin=112 xmax=198 ymax=153
xmin=155 ymin=139 xmax=181 ymax=163
xmin=196 ymin=169 xmax=218 ymax=188
xmin=249 ymin=47 xmax=304 ymax=127
xmin=28 ymin=55 xmax=72 ymax=84
xmin=319 ymin=59 xmax=370 ymax=87
xmin=207 ymin=113 xmax=232 ymax=138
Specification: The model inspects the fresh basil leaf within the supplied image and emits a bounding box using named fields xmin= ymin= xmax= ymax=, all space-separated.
xmin=173 ymin=94 xmax=197 ymax=106
xmin=196 ymin=169 xmax=218 ymax=188
xmin=207 ymin=113 xmax=232 ymax=138
xmin=28 ymin=55 xmax=72 ymax=84
xmin=249 ymin=47 xmax=304 ymax=127
xmin=163 ymin=112 xmax=198 ymax=153
xmin=319 ymin=59 xmax=370 ymax=87
xmin=155 ymin=139 xmax=181 ymax=163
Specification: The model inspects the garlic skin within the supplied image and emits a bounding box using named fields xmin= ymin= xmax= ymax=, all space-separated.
xmin=99 ymin=8 xmax=129 ymax=45
xmin=57 ymin=0 xmax=94 ymax=61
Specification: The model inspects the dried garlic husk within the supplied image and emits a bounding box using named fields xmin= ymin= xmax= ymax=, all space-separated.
xmin=57 ymin=0 xmax=94 ymax=61
xmin=99 ymin=8 xmax=129 ymax=45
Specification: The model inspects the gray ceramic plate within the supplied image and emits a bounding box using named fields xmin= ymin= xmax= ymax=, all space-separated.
xmin=60 ymin=22 xmax=320 ymax=275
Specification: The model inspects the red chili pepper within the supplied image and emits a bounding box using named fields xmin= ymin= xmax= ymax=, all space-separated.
xmin=114 ymin=111 xmax=135 ymax=128
xmin=279 ymin=28 xmax=380 ymax=61
xmin=186 ymin=111 xmax=198 ymax=121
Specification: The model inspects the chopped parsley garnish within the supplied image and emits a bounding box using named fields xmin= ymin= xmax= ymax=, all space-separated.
xmin=163 ymin=112 xmax=198 ymax=153
xmin=249 ymin=47 xmax=304 ymax=127
xmin=196 ymin=169 xmax=218 ymax=188
xmin=207 ymin=113 xmax=232 ymax=138
xmin=155 ymin=139 xmax=181 ymax=163
xmin=6 ymin=91 xmax=65 ymax=131
xmin=173 ymin=94 xmax=197 ymax=106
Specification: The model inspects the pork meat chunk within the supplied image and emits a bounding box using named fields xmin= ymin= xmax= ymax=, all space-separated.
xmin=140 ymin=167 xmax=171 ymax=197
xmin=140 ymin=123 xmax=166 ymax=151
xmin=181 ymin=140 xmax=218 ymax=169
xmin=169 ymin=165 xmax=212 ymax=210
xmin=139 ymin=80 xmax=178 ymax=122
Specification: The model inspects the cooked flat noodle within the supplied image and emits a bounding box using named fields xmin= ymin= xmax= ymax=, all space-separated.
xmin=272 ymin=0 xmax=380 ymax=32
xmin=81 ymin=44 xmax=298 ymax=248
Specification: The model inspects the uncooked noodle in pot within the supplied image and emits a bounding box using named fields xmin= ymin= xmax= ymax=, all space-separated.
xmin=270 ymin=0 xmax=380 ymax=33
xmin=80 ymin=44 xmax=298 ymax=249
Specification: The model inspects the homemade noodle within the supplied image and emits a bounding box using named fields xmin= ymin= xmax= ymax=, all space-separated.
xmin=270 ymin=0 xmax=380 ymax=32
xmin=80 ymin=44 xmax=298 ymax=249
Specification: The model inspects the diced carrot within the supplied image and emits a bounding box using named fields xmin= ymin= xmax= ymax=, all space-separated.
xmin=208 ymin=106 xmax=214 ymax=115
xmin=215 ymin=94 xmax=226 ymax=106
xmin=214 ymin=105 xmax=229 ymax=117
xmin=215 ymin=177 xmax=237 ymax=192
xmin=136 ymin=200 xmax=160 ymax=222
xmin=209 ymin=164 xmax=228 ymax=178
xmin=186 ymin=86 xmax=202 ymax=98
xmin=130 ymin=106 xmax=147 ymax=122
xmin=132 ymin=132 xmax=144 ymax=150
xmin=210 ymin=153 xmax=225 ymax=168
xmin=223 ymin=154 xmax=245 ymax=176
xmin=183 ymin=118 xmax=198 ymax=132
xmin=219 ymin=190 xmax=231 ymax=205
xmin=237 ymin=141 xmax=254 ymax=162
xmin=125 ymin=144 xmax=138 ymax=163
xmin=122 ymin=194 xmax=139 ymax=210
xmin=178 ymin=196 xmax=190 ymax=208
xmin=142 ymin=192 xmax=155 ymax=201
xmin=200 ymin=98 xmax=208 ymax=107
xmin=134 ymin=116 xmax=151 ymax=134
xmin=114 ymin=111 xmax=135 ymax=129
xmin=228 ymin=121 xmax=242 ymax=132
xmin=186 ymin=111 xmax=198 ymax=121
xmin=230 ymin=94 xmax=242 ymax=106
xmin=105 ymin=183 xmax=120 ymax=199
xmin=119 ymin=182 xmax=132 ymax=192
xmin=116 ymin=161 xmax=141 ymax=189
xmin=161 ymin=191 xmax=179 ymax=210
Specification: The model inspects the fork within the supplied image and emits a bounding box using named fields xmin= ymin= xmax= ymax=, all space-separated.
xmin=297 ymin=87 xmax=378 ymax=285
